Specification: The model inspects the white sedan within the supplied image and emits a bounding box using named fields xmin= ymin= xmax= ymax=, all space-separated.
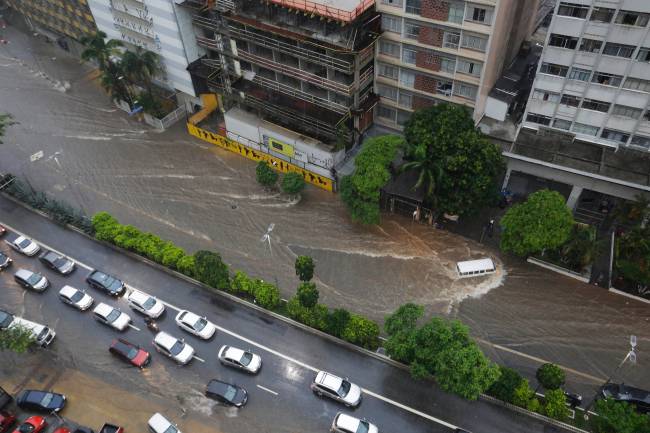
xmin=331 ymin=413 xmax=378 ymax=433
xmin=174 ymin=310 xmax=216 ymax=340
xmin=218 ymin=345 xmax=262 ymax=374
xmin=92 ymin=303 xmax=131 ymax=331
xmin=58 ymin=285 xmax=94 ymax=311
xmin=153 ymin=332 xmax=195 ymax=365
xmin=148 ymin=413 xmax=180 ymax=433
xmin=6 ymin=236 xmax=40 ymax=256
xmin=127 ymin=290 xmax=165 ymax=318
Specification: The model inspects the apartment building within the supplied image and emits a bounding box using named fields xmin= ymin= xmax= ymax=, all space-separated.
xmin=521 ymin=0 xmax=650 ymax=152
xmin=374 ymin=0 xmax=539 ymax=129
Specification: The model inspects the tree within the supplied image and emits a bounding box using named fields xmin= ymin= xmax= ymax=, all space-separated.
xmin=617 ymin=224 xmax=650 ymax=286
xmin=543 ymin=389 xmax=569 ymax=421
xmin=325 ymin=308 xmax=351 ymax=338
xmin=99 ymin=62 xmax=131 ymax=104
xmin=340 ymin=135 xmax=403 ymax=225
xmin=536 ymin=363 xmax=565 ymax=390
xmin=0 ymin=113 xmax=16 ymax=144
xmin=592 ymin=398 xmax=650 ymax=433
xmin=0 ymin=325 xmax=37 ymax=353
xmin=80 ymin=31 xmax=123 ymax=71
xmin=341 ymin=314 xmax=380 ymax=350
xmin=252 ymin=280 xmax=280 ymax=310
xmin=500 ymin=189 xmax=575 ymax=257
xmin=487 ymin=366 xmax=526 ymax=404
xmin=296 ymin=282 xmax=319 ymax=308
xmin=193 ymin=250 xmax=230 ymax=290
xmin=434 ymin=343 xmax=501 ymax=400
xmin=256 ymin=161 xmax=279 ymax=187
xmin=402 ymin=104 xmax=503 ymax=216
xmin=384 ymin=303 xmax=424 ymax=364
xmin=120 ymin=47 xmax=161 ymax=94
xmin=282 ymin=172 xmax=306 ymax=196
xmin=295 ymin=255 xmax=315 ymax=281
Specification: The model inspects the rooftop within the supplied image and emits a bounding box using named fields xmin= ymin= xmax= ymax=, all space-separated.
xmin=267 ymin=0 xmax=374 ymax=22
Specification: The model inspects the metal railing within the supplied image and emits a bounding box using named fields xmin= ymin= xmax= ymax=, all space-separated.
xmin=251 ymin=75 xmax=349 ymax=114
xmin=192 ymin=15 xmax=220 ymax=30
xmin=266 ymin=0 xmax=375 ymax=22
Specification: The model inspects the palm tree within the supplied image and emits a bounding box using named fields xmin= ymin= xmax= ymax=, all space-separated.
xmin=99 ymin=62 xmax=131 ymax=105
xmin=120 ymin=47 xmax=161 ymax=95
xmin=80 ymin=31 xmax=123 ymax=71
xmin=400 ymin=156 xmax=443 ymax=207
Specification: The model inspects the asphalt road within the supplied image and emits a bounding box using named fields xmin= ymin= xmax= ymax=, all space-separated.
xmin=0 ymin=198 xmax=560 ymax=433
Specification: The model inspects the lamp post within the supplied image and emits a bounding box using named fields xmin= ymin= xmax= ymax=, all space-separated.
xmin=260 ymin=223 xmax=275 ymax=257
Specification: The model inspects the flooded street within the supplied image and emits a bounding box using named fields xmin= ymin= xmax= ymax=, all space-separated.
xmin=1 ymin=20 xmax=648 ymax=397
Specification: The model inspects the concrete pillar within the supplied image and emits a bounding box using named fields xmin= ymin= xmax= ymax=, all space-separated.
xmin=501 ymin=167 xmax=512 ymax=190
xmin=566 ymin=185 xmax=584 ymax=211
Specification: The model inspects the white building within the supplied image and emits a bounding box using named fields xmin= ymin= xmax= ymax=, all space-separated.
xmin=86 ymin=0 xmax=204 ymax=99
xmin=522 ymin=0 xmax=650 ymax=152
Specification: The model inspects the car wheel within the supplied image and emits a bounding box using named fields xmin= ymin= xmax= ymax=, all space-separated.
xmin=315 ymin=391 xmax=323 ymax=397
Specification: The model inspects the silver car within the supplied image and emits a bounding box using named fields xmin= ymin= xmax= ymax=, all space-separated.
xmin=174 ymin=310 xmax=216 ymax=340
xmin=217 ymin=345 xmax=262 ymax=374
xmin=311 ymin=371 xmax=362 ymax=407
xmin=58 ymin=285 xmax=94 ymax=311
xmin=330 ymin=413 xmax=378 ymax=433
xmin=14 ymin=268 xmax=49 ymax=292
xmin=6 ymin=235 xmax=40 ymax=256
xmin=93 ymin=303 xmax=131 ymax=331
xmin=127 ymin=290 xmax=165 ymax=318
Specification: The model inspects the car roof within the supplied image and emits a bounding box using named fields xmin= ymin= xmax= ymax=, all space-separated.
xmin=206 ymin=379 xmax=235 ymax=395
xmin=15 ymin=269 xmax=35 ymax=278
xmin=154 ymin=332 xmax=178 ymax=349
xmin=317 ymin=371 xmax=343 ymax=391
xmin=128 ymin=291 xmax=150 ymax=304
xmin=336 ymin=413 xmax=361 ymax=431
xmin=15 ymin=235 xmax=27 ymax=243
xmin=148 ymin=413 xmax=171 ymax=433
xmin=93 ymin=303 xmax=115 ymax=316
xmin=224 ymin=346 xmax=246 ymax=360
xmin=111 ymin=338 xmax=136 ymax=352
xmin=179 ymin=310 xmax=200 ymax=323
xmin=59 ymin=285 xmax=80 ymax=297
xmin=42 ymin=251 xmax=60 ymax=260
xmin=89 ymin=270 xmax=108 ymax=279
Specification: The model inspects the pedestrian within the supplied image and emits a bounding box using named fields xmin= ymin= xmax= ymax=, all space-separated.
xmin=487 ymin=219 xmax=495 ymax=237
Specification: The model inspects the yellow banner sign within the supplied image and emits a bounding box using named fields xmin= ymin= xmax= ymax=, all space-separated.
xmin=268 ymin=137 xmax=295 ymax=158
xmin=187 ymin=123 xmax=334 ymax=192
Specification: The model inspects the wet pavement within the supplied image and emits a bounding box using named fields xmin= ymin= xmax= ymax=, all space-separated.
xmin=0 ymin=16 xmax=648 ymax=404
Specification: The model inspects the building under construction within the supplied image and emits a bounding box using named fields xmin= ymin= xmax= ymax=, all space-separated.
xmin=180 ymin=0 xmax=380 ymax=165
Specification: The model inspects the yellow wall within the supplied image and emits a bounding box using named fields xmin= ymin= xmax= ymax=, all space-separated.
xmin=187 ymin=123 xmax=334 ymax=192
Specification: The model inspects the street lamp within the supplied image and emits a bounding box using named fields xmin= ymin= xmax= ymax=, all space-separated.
xmin=260 ymin=223 xmax=275 ymax=257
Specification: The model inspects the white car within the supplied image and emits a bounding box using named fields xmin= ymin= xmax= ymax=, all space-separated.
xmin=174 ymin=310 xmax=216 ymax=340
xmin=311 ymin=371 xmax=362 ymax=407
xmin=331 ymin=413 xmax=378 ymax=433
xmin=127 ymin=290 xmax=165 ymax=318
xmin=148 ymin=413 xmax=180 ymax=433
xmin=153 ymin=331 xmax=195 ymax=365
xmin=58 ymin=285 xmax=94 ymax=311
xmin=218 ymin=345 xmax=262 ymax=374
xmin=92 ymin=302 xmax=131 ymax=331
xmin=6 ymin=235 xmax=40 ymax=256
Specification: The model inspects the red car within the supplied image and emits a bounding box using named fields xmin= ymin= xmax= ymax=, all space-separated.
xmin=109 ymin=338 xmax=151 ymax=368
xmin=12 ymin=416 xmax=46 ymax=433
xmin=52 ymin=427 xmax=71 ymax=433
xmin=0 ymin=412 xmax=16 ymax=433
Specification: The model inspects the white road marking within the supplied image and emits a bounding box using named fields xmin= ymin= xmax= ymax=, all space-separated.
xmin=193 ymin=355 xmax=206 ymax=363
xmin=127 ymin=324 xmax=140 ymax=331
xmin=256 ymin=385 xmax=278 ymax=396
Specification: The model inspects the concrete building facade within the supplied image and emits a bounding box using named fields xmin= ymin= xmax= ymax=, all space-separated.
xmin=374 ymin=0 xmax=539 ymax=129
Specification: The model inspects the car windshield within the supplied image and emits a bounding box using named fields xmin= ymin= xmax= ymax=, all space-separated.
xmin=126 ymin=347 xmax=139 ymax=360
xmin=169 ymin=340 xmax=185 ymax=356
xmin=338 ymin=380 xmax=351 ymax=397
xmin=37 ymin=327 xmax=50 ymax=341
xmin=19 ymin=424 xmax=36 ymax=433
xmin=106 ymin=310 xmax=121 ymax=322
xmin=70 ymin=291 xmax=84 ymax=303
xmin=356 ymin=421 xmax=369 ymax=433
xmin=193 ymin=318 xmax=207 ymax=331
xmin=27 ymin=273 xmax=43 ymax=285
xmin=223 ymin=385 xmax=238 ymax=402
xmin=0 ymin=311 xmax=13 ymax=329
xmin=54 ymin=257 xmax=69 ymax=267
xmin=163 ymin=426 xmax=178 ymax=433
xmin=40 ymin=392 xmax=54 ymax=407
xmin=240 ymin=352 xmax=253 ymax=366
xmin=142 ymin=297 xmax=156 ymax=310
xmin=18 ymin=239 xmax=31 ymax=248
xmin=108 ymin=279 xmax=122 ymax=291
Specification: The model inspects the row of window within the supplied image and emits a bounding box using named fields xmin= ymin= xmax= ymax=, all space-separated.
xmin=381 ymin=0 xmax=493 ymax=26
xmin=378 ymin=75 xmax=477 ymax=101
xmin=531 ymin=89 xmax=650 ymax=120
xmin=558 ymin=2 xmax=650 ymax=28
xmin=380 ymin=40 xmax=485 ymax=75
xmin=377 ymin=103 xmax=413 ymax=126
xmin=526 ymin=112 xmax=650 ymax=148
xmin=548 ymin=33 xmax=650 ymax=61
xmin=539 ymin=62 xmax=650 ymax=92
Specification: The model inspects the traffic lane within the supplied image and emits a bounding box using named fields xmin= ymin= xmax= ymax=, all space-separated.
xmin=0 ymin=252 xmax=450 ymax=433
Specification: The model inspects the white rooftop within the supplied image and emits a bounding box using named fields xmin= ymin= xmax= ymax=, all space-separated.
xmin=457 ymin=258 xmax=496 ymax=274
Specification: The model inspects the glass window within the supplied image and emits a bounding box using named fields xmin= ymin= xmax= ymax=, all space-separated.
xmin=560 ymin=94 xmax=580 ymax=107
xmin=630 ymin=135 xmax=650 ymax=149
xmin=448 ymin=3 xmax=464 ymax=24
xmin=378 ymin=84 xmax=398 ymax=100
xmin=637 ymin=48 xmax=650 ymax=63
xmin=382 ymin=15 xmax=401 ymax=33
xmin=436 ymin=80 xmax=452 ymax=96
xmin=578 ymin=38 xmax=602 ymax=53
xmin=540 ymin=62 xmax=568 ymax=77
xmin=532 ymin=89 xmax=560 ymax=103
xmin=553 ymin=119 xmax=572 ymax=130
xmin=443 ymin=32 xmax=460 ymax=49
xmin=603 ymin=43 xmax=636 ymax=58
xmin=456 ymin=59 xmax=481 ymax=76
xmin=601 ymin=128 xmax=630 ymax=143
xmin=615 ymin=11 xmax=650 ymax=27
xmin=591 ymin=72 xmax=623 ymax=87
xmin=404 ymin=21 xmax=420 ymax=39
xmin=568 ymin=67 xmax=591 ymax=81
xmin=589 ymin=7 xmax=615 ymax=23
xmin=400 ymin=70 xmax=415 ymax=87
xmin=611 ymin=105 xmax=642 ymax=119
xmin=440 ymin=57 xmax=456 ymax=74
xmin=454 ymin=83 xmax=477 ymax=100
xmin=526 ymin=113 xmax=552 ymax=126
xmin=380 ymin=0 xmax=403 ymax=8
xmin=398 ymin=91 xmax=413 ymax=108
xmin=402 ymin=47 xmax=417 ymax=64
xmin=468 ymin=6 xmax=492 ymax=24
xmin=549 ymin=34 xmax=578 ymax=49
xmin=581 ymin=99 xmax=610 ymax=112
xmin=572 ymin=122 xmax=599 ymax=136
xmin=557 ymin=2 xmax=589 ymax=19
xmin=378 ymin=104 xmax=396 ymax=121
xmin=379 ymin=40 xmax=400 ymax=58
xmin=378 ymin=63 xmax=398 ymax=80
xmin=623 ymin=77 xmax=650 ymax=92
xmin=461 ymin=33 xmax=487 ymax=51
xmin=405 ymin=0 xmax=421 ymax=15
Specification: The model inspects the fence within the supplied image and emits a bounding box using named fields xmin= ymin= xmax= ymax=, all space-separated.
xmin=144 ymin=106 xmax=187 ymax=130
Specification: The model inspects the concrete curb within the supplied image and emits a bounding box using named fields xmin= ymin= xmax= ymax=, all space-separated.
xmin=608 ymin=287 xmax=650 ymax=305
xmin=527 ymin=257 xmax=590 ymax=283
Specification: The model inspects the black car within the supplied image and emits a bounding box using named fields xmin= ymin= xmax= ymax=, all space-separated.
xmin=0 ymin=309 xmax=14 ymax=330
xmin=0 ymin=252 xmax=11 ymax=271
xmin=205 ymin=379 xmax=248 ymax=407
xmin=86 ymin=270 xmax=125 ymax=296
xmin=601 ymin=383 xmax=650 ymax=413
xmin=73 ymin=428 xmax=94 ymax=433
xmin=38 ymin=251 xmax=75 ymax=275
xmin=16 ymin=390 xmax=66 ymax=413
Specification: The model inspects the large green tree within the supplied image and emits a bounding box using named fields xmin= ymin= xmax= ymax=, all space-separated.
xmin=193 ymin=250 xmax=230 ymax=290
xmin=256 ymin=161 xmax=279 ymax=187
xmin=295 ymin=255 xmax=315 ymax=282
xmin=402 ymin=104 xmax=503 ymax=215
xmin=500 ymin=189 xmax=575 ymax=257
xmin=536 ymin=363 xmax=565 ymax=390
xmin=340 ymin=135 xmax=403 ymax=225
xmin=80 ymin=31 xmax=123 ymax=71
xmin=617 ymin=224 xmax=650 ymax=286
xmin=0 ymin=325 xmax=37 ymax=353
xmin=120 ymin=47 xmax=161 ymax=94
xmin=592 ymin=398 xmax=650 ymax=433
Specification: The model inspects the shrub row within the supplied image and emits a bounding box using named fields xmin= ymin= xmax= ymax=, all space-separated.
xmin=231 ymin=270 xmax=281 ymax=310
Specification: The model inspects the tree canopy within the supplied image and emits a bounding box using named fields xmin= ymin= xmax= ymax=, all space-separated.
xmin=193 ymin=250 xmax=230 ymax=290
xmin=592 ymin=398 xmax=650 ymax=433
xmin=0 ymin=324 xmax=37 ymax=353
xmin=402 ymin=104 xmax=503 ymax=216
xmin=282 ymin=172 xmax=306 ymax=196
xmin=536 ymin=363 xmax=565 ymax=390
xmin=295 ymin=255 xmax=315 ymax=281
xmin=256 ymin=161 xmax=279 ymax=187
xmin=500 ymin=189 xmax=575 ymax=257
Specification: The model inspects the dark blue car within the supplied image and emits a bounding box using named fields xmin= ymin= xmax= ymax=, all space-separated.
xmin=16 ymin=390 xmax=66 ymax=413
xmin=86 ymin=270 xmax=125 ymax=296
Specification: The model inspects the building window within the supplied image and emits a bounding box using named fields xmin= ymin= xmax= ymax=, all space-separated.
xmin=405 ymin=0 xmax=421 ymax=15
xmin=378 ymin=84 xmax=398 ymax=100
xmin=437 ymin=81 xmax=453 ymax=96
xmin=378 ymin=63 xmax=398 ymax=80
xmin=623 ymin=77 xmax=650 ymax=92
xmin=400 ymin=70 xmax=415 ymax=87
xmin=591 ymin=72 xmax=623 ymax=87
xmin=553 ymin=119 xmax=572 ymax=130
xmin=397 ymin=110 xmax=411 ymax=126
xmin=630 ymin=135 xmax=650 ymax=149
xmin=615 ymin=11 xmax=650 ymax=27
xmin=560 ymin=94 xmax=581 ymax=107
xmin=454 ymin=83 xmax=477 ymax=100
xmin=461 ymin=33 xmax=487 ymax=52
xmin=382 ymin=15 xmax=401 ymax=33
xmin=557 ymin=2 xmax=589 ymax=19
xmin=581 ymin=99 xmax=610 ymax=112
xmin=611 ymin=105 xmax=642 ymax=119
xmin=637 ymin=48 xmax=650 ymax=62
xmin=380 ymin=0 xmax=403 ymax=8
xmin=402 ymin=47 xmax=417 ymax=64
xmin=549 ymin=34 xmax=578 ymax=49
xmin=532 ymin=89 xmax=560 ymax=103
xmin=589 ymin=7 xmax=615 ymax=23
xmin=601 ymin=128 xmax=630 ymax=143
xmin=578 ymin=38 xmax=602 ymax=53
xmin=526 ymin=113 xmax=552 ymax=126
xmin=603 ymin=43 xmax=636 ymax=58
xmin=379 ymin=40 xmax=400 ymax=58
xmin=572 ymin=122 xmax=599 ymax=136
xmin=440 ymin=57 xmax=456 ymax=74
xmin=404 ymin=21 xmax=420 ymax=39
xmin=568 ymin=67 xmax=591 ymax=81
xmin=645 ymin=111 xmax=650 ymax=122
xmin=378 ymin=104 xmax=397 ymax=121
xmin=443 ymin=32 xmax=460 ymax=49
xmin=398 ymin=91 xmax=413 ymax=108
xmin=456 ymin=59 xmax=481 ymax=76
xmin=448 ymin=2 xmax=464 ymax=24
xmin=468 ymin=6 xmax=492 ymax=24
xmin=540 ymin=62 xmax=569 ymax=77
